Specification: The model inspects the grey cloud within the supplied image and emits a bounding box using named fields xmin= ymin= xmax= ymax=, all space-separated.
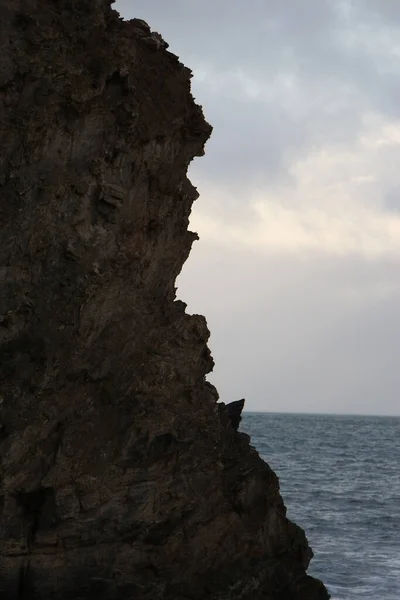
xmin=178 ymin=246 xmax=400 ymax=416
xmin=117 ymin=1 xmax=400 ymax=102
xmin=115 ymin=1 xmax=400 ymax=415
xmin=116 ymin=0 xmax=340 ymax=71
xmin=383 ymin=187 xmax=400 ymax=212
xmin=189 ymin=96 xmax=300 ymax=189
xmin=117 ymin=0 xmax=400 ymax=193
xmin=360 ymin=0 xmax=400 ymax=23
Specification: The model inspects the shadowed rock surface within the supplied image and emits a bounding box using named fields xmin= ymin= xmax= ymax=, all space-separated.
xmin=0 ymin=1 xmax=330 ymax=598
xmin=225 ymin=399 xmax=246 ymax=432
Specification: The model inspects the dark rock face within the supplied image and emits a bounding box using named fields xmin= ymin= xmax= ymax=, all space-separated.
xmin=0 ymin=1 xmax=330 ymax=598
xmin=225 ymin=399 xmax=246 ymax=431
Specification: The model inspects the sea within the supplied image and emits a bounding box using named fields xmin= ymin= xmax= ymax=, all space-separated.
xmin=242 ymin=412 xmax=400 ymax=600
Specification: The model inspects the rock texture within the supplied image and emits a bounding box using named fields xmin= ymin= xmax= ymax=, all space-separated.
xmin=225 ymin=399 xmax=246 ymax=432
xmin=0 ymin=1 xmax=330 ymax=598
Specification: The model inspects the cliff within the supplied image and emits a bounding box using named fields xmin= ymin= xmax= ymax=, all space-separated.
xmin=0 ymin=1 xmax=330 ymax=598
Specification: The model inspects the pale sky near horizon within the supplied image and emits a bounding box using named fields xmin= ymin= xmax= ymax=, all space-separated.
xmin=115 ymin=1 xmax=400 ymax=416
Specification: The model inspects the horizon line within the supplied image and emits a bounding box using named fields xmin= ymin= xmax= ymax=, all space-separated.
xmin=242 ymin=410 xmax=400 ymax=418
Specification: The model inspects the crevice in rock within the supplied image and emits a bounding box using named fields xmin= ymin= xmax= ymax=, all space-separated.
xmin=13 ymin=487 xmax=57 ymax=550
xmin=17 ymin=561 xmax=30 ymax=600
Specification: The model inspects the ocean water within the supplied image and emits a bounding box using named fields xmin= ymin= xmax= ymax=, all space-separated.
xmin=242 ymin=412 xmax=400 ymax=600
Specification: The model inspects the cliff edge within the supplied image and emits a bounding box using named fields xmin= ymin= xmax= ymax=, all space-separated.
xmin=0 ymin=1 xmax=330 ymax=598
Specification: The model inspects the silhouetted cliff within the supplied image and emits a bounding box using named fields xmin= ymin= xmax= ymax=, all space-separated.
xmin=0 ymin=1 xmax=329 ymax=598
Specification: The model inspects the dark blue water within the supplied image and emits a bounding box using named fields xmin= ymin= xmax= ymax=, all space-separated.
xmin=242 ymin=412 xmax=400 ymax=600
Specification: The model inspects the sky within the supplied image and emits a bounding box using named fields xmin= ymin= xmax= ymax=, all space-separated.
xmin=115 ymin=1 xmax=400 ymax=416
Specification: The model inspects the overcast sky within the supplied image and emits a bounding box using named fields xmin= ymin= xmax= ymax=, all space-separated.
xmin=116 ymin=1 xmax=400 ymax=416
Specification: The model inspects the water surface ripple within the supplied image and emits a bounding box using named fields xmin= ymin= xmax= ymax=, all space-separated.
xmin=242 ymin=412 xmax=400 ymax=600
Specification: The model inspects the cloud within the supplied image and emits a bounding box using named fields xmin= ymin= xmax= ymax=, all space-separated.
xmin=116 ymin=0 xmax=400 ymax=415
xmin=119 ymin=1 xmax=400 ymax=191
xmin=178 ymin=245 xmax=400 ymax=416
xmin=384 ymin=186 xmax=400 ymax=212
xmin=191 ymin=115 xmax=400 ymax=258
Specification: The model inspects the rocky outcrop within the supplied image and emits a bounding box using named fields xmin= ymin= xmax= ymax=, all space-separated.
xmin=224 ymin=399 xmax=246 ymax=432
xmin=0 ymin=1 xmax=329 ymax=598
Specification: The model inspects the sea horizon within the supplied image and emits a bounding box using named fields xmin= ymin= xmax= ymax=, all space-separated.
xmin=243 ymin=409 xmax=400 ymax=419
